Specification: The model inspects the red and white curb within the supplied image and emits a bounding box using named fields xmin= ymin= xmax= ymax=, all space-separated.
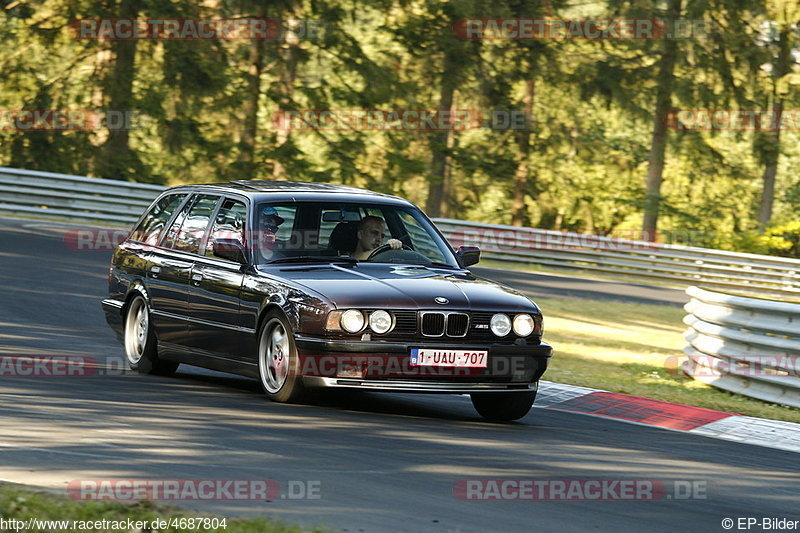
xmin=537 ymin=381 xmax=800 ymax=454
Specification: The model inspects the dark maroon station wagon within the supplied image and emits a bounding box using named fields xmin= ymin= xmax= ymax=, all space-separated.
xmin=102 ymin=181 xmax=552 ymax=421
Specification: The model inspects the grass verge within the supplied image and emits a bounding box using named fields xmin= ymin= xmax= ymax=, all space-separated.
xmin=0 ymin=483 xmax=319 ymax=533
xmin=537 ymin=296 xmax=800 ymax=424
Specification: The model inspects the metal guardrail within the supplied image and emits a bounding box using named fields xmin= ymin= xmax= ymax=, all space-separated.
xmin=0 ymin=167 xmax=163 ymax=223
xmin=1 ymin=166 xmax=799 ymax=296
xmin=434 ymin=219 xmax=800 ymax=296
xmin=682 ymin=286 xmax=800 ymax=407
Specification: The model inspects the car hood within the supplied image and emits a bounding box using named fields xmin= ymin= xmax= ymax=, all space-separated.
xmin=259 ymin=263 xmax=539 ymax=312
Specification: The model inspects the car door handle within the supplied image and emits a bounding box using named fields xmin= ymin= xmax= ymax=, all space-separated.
xmin=150 ymin=266 xmax=161 ymax=278
xmin=191 ymin=273 xmax=203 ymax=285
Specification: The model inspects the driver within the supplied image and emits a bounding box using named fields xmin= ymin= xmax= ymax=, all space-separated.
xmin=352 ymin=215 xmax=402 ymax=260
xmin=256 ymin=206 xmax=286 ymax=260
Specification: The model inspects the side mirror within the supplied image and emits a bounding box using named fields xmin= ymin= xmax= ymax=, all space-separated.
xmin=213 ymin=238 xmax=246 ymax=264
xmin=456 ymin=245 xmax=480 ymax=267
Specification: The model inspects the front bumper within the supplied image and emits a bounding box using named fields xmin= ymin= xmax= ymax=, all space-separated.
xmin=295 ymin=336 xmax=552 ymax=392
xmin=303 ymin=377 xmax=538 ymax=393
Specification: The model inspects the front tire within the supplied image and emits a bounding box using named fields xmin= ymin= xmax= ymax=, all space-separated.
xmin=124 ymin=295 xmax=179 ymax=376
xmin=257 ymin=311 xmax=306 ymax=403
xmin=471 ymin=390 xmax=537 ymax=422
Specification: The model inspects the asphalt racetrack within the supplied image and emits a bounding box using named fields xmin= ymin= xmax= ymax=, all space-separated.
xmin=0 ymin=217 xmax=797 ymax=532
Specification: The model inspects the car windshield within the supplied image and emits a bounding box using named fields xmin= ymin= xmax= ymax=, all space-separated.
xmin=251 ymin=201 xmax=459 ymax=267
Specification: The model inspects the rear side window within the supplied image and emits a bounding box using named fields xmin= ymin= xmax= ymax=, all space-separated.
xmin=162 ymin=195 xmax=220 ymax=253
xmin=130 ymin=194 xmax=186 ymax=245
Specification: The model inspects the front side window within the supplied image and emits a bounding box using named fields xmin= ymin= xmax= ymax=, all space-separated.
xmin=252 ymin=201 xmax=457 ymax=267
xmin=395 ymin=210 xmax=449 ymax=264
xmin=162 ymin=195 xmax=220 ymax=253
xmin=130 ymin=193 xmax=186 ymax=245
xmin=205 ymin=198 xmax=247 ymax=257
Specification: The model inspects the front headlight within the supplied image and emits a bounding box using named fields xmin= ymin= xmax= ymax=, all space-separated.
xmin=490 ymin=313 xmax=512 ymax=337
xmin=369 ymin=310 xmax=394 ymax=334
xmin=340 ymin=309 xmax=366 ymax=333
xmin=513 ymin=314 xmax=535 ymax=337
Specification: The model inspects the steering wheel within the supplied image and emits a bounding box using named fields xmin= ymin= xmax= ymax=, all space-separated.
xmin=366 ymin=242 xmax=412 ymax=260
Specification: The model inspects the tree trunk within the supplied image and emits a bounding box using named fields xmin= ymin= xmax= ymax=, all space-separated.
xmin=437 ymin=91 xmax=459 ymax=218
xmin=758 ymin=100 xmax=782 ymax=231
xmin=757 ymin=27 xmax=792 ymax=232
xmin=425 ymin=55 xmax=458 ymax=217
xmin=96 ymin=0 xmax=139 ymax=180
xmin=235 ymin=4 xmax=267 ymax=179
xmin=511 ymin=78 xmax=534 ymax=226
xmin=272 ymin=16 xmax=300 ymax=180
xmin=642 ymin=0 xmax=682 ymax=241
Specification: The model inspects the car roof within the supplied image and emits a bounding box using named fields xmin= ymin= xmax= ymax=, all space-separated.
xmin=168 ymin=180 xmax=414 ymax=206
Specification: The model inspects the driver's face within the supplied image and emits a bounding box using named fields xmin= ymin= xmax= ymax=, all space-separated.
xmin=359 ymin=221 xmax=385 ymax=250
xmin=260 ymin=216 xmax=280 ymax=232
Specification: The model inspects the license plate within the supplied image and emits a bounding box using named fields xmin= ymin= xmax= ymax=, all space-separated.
xmin=409 ymin=349 xmax=488 ymax=368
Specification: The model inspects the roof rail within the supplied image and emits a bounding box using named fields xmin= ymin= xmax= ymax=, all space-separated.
xmin=228 ymin=180 xmax=262 ymax=190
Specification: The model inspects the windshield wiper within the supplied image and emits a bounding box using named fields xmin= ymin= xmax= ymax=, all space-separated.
xmin=265 ymin=256 xmax=359 ymax=265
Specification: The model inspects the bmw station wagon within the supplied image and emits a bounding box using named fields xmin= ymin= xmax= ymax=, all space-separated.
xmin=102 ymin=181 xmax=552 ymax=421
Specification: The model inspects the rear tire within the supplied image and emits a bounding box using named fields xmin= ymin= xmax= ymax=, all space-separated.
xmin=124 ymin=294 xmax=179 ymax=376
xmin=257 ymin=311 xmax=306 ymax=403
xmin=470 ymin=390 xmax=537 ymax=422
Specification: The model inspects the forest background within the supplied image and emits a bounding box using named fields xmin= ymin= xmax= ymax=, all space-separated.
xmin=2 ymin=0 xmax=799 ymax=256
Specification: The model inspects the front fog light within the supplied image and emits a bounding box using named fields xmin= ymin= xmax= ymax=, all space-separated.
xmin=341 ymin=309 xmax=365 ymax=333
xmin=369 ymin=310 xmax=394 ymax=334
xmin=490 ymin=313 xmax=511 ymax=337
xmin=513 ymin=314 xmax=535 ymax=337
